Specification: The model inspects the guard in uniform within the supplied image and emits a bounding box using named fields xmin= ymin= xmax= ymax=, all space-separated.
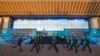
xmin=77 ymin=37 xmax=84 ymax=50
xmin=48 ymin=37 xmax=58 ymax=53
xmin=68 ymin=37 xmax=78 ymax=53
xmin=12 ymin=36 xmax=23 ymax=52
xmin=82 ymin=37 xmax=92 ymax=53
xmin=30 ymin=36 xmax=40 ymax=53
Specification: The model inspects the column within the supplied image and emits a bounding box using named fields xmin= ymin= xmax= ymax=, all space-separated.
xmin=99 ymin=17 xmax=100 ymax=28
xmin=0 ymin=18 xmax=4 ymax=33
xmin=2 ymin=17 xmax=10 ymax=34
xmin=90 ymin=17 xmax=99 ymax=29
xmin=90 ymin=17 xmax=100 ymax=36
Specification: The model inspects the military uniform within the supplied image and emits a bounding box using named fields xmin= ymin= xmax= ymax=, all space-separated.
xmin=12 ymin=37 xmax=23 ymax=52
xmin=68 ymin=37 xmax=78 ymax=53
xmin=30 ymin=36 xmax=40 ymax=53
xmin=82 ymin=38 xmax=91 ymax=53
xmin=48 ymin=37 xmax=58 ymax=53
xmin=78 ymin=38 xmax=84 ymax=49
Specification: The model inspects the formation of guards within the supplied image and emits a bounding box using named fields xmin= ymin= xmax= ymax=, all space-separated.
xmin=12 ymin=34 xmax=92 ymax=53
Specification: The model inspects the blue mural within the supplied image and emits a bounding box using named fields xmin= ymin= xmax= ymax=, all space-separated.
xmin=0 ymin=28 xmax=100 ymax=44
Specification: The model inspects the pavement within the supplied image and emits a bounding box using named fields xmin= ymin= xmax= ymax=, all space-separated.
xmin=0 ymin=44 xmax=100 ymax=56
